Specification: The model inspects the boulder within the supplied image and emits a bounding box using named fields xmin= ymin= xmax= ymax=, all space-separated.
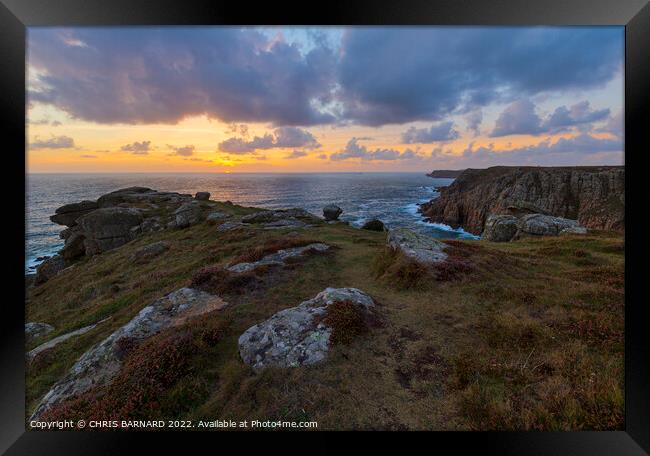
xmin=228 ymin=243 xmax=329 ymax=273
xmin=131 ymin=241 xmax=170 ymax=262
xmin=30 ymin=287 xmax=228 ymax=420
xmin=25 ymin=322 xmax=54 ymax=341
xmin=238 ymin=287 xmax=375 ymax=372
xmin=28 ymin=318 xmax=110 ymax=361
xmin=515 ymin=214 xmax=580 ymax=238
xmin=242 ymin=208 xmax=317 ymax=224
xmin=206 ymin=211 xmax=230 ymax=225
xmin=50 ymin=201 xmax=99 ymax=227
xmin=174 ymin=202 xmax=203 ymax=228
xmin=387 ymin=228 xmax=447 ymax=264
xmin=60 ymin=232 xmax=86 ymax=260
xmin=77 ymin=207 xmax=144 ymax=255
xmin=560 ymin=226 xmax=588 ymax=235
xmin=263 ymin=219 xmax=309 ymax=230
xmin=96 ymin=187 xmax=155 ymax=207
xmin=216 ymin=221 xmax=245 ymax=232
xmin=140 ymin=217 xmax=164 ymax=233
xmin=361 ymin=219 xmax=386 ymax=232
xmin=482 ymin=214 xmax=519 ymax=242
xmin=195 ymin=192 xmax=210 ymax=201
xmin=323 ymin=204 xmax=343 ymax=221
xmin=35 ymin=255 xmax=67 ymax=284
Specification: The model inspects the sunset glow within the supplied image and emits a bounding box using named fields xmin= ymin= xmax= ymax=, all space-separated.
xmin=27 ymin=27 xmax=624 ymax=173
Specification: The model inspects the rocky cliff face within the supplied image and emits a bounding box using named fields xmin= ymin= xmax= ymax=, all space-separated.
xmin=420 ymin=166 xmax=624 ymax=235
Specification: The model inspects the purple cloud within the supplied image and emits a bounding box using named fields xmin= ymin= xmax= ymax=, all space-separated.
xmin=401 ymin=121 xmax=459 ymax=144
xmin=285 ymin=150 xmax=308 ymax=159
xmin=218 ymin=127 xmax=320 ymax=154
xmin=330 ymin=138 xmax=419 ymax=161
xmin=167 ymin=144 xmax=195 ymax=156
xmin=29 ymin=135 xmax=75 ymax=149
xmin=120 ymin=140 xmax=151 ymax=154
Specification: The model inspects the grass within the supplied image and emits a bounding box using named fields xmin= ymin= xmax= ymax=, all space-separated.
xmin=25 ymin=203 xmax=624 ymax=430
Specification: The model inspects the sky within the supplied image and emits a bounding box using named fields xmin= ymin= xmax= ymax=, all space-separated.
xmin=26 ymin=26 xmax=624 ymax=173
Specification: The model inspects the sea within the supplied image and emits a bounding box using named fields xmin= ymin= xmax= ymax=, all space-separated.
xmin=26 ymin=173 xmax=478 ymax=273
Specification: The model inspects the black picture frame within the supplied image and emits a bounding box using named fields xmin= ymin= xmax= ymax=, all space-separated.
xmin=2 ymin=0 xmax=648 ymax=454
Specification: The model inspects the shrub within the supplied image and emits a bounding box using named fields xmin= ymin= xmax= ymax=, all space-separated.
xmin=190 ymin=265 xmax=261 ymax=295
xmin=324 ymin=300 xmax=369 ymax=346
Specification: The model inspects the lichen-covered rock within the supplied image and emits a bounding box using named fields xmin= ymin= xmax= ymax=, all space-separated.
xmin=242 ymin=208 xmax=317 ymax=224
xmin=174 ymin=201 xmax=203 ymax=228
xmin=195 ymin=192 xmax=210 ymax=201
xmin=515 ymin=214 xmax=580 ymax=237
xmin=131 ymin=241 xmax=170 ymax=262
xmin=25 ymin=322 xmax=54 ymax=341
xmin=35 ymin=255 xmax=67 ymax=284
xmin=560 ymin=226 xmax=588 ymax=235
xmin=77 ymin=207 xmax=144 ymax=255
xmin=387 ymin=228 xmax=447 ymax=264
xmin=49 ymin=201 xmax=99 ymax=227
xmin=228 ymin=243 xmax=329 ymax=273
xmin=206 ymin=211 xmax=229 ymax=225
xmin=216 ymin=221 xmax=245 ymax=232
xmin=323 ymin=204 xmax=342 ymax=221
xmin=263 ymin=219 xmax=309 ymax=230
xmin=28 ymin=318 xmax=110 ymax=361
xmin=30 ymin=287 xmax=228 ymax=420
xmin=238 ymin=288 xmax=374 ymax=372
xmin=482 ymin=214 xmax=519 ymax=242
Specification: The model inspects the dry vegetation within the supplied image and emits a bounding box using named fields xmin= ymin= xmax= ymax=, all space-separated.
xmin=26 ymin=202 xmax=624 ymax=430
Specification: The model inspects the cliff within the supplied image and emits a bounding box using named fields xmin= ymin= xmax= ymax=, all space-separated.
xmin=420 ymin=166 xmax=624 ymax=235
xmin=426 ymin=169 xmax=465 ymax=178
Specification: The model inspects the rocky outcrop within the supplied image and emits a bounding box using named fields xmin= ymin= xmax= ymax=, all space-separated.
xmin=173 ymin=201 xmax=203 ymax=228
xmin=484 ymin=213 xmax=586 ymax=242
xmin=50 ymin=201 xmax=99 ymax=227
xmin=482 ymin=215 xmax=519 ymax=242
xmin=41 ymin=188 xmax=214 ymax=282
xmin=27 ymin=318 xmax=111 ymax=361
xmin=387 ymin=228 xmax=448 ymax=264
xmin=35 ymin=255 xmax=67 ymax=284
xmin=131 ymin=241 xmax=170 ymax=262
xmin=227 ymin=243 xmax=330 ymax=273
xmin=420 ymin=166 xmax=624 ymax=235
xmin=242 ymin=208 xmax=319 ymax=224
xmin=238 ymin=288 xmax=375 ymax=372
xmin=323 ymin=204 xmax=343 ymax=221
xmin=78 ymin=207 xmax=144 ymax=255
xmin=25 ymin=322 xmax=54 ymax=341
xmin=362 ymin=219 xmax=386 ymax=232
xmin=30 ymin=287 xmax=228 ymax=420
xmin=426 ymin=169 xmax=465 ymax=178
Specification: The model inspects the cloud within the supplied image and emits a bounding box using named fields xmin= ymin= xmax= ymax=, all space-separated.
xmin=29 ymin=135 xmax=75 ymax=149
xmin=541 ymin=100 xmax=610 ymax=132
xmin=28 ymin=27 xmax=622 ymax=128
xmin=597 ymin=110 xmax=623 ymax=138
xmin=338 ymin=27 xmax=622 ymax=126
xmin=465 ymin=110 xmax=483 ymax=137
xmin=401 ymin=121 xmax=459 ymax=144
xmin=273 ymin=127 xmax=320 ymax=149
xmin=167 ymin=144 xmax=195 ymax=156
xmin=80 ymin=154 xmax=97 ymax=158
xmin=491 ymin=99 xmax=613 ymax=137
xmin=218 ymin=127 xmax=320 ymax=154
xmin=317 ymin=153 xmax=328 ymax=159
xmin=466 ymin=133 xmax=621 ymax=159
xmin=120 ymin=140 xmax=151 ymax=154
xmin=28 ymin=28 xmax=337 ymax=126
xmin=490 ymin=99 xmax=543 ymax=137
xmin=330 ymin=138 xmax=419 ymax=161
xmin=285 ymin=150 xmax=308 ymax=159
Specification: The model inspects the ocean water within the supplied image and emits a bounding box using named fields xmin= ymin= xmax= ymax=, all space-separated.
xmin=26 ymin=173 xmax=478 ymax=272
